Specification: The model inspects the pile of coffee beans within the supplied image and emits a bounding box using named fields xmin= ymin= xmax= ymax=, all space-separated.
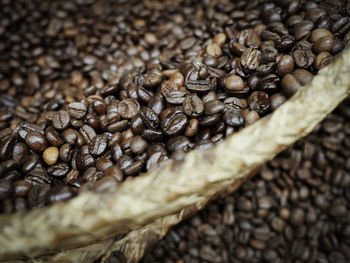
xmin=0 ymin=0 xmax=349 ymax=214
xmin=142 ymin=99 xmax=350 ymax=263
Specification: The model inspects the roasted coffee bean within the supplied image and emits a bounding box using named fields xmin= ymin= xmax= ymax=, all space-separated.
xmin=0 ymin=135 xmax=15 ymax=160
xmin=206 ymin=43 xmax=222 ymax=57
xmin=248 ymin=91 xmax=270 ymax=115
xmin=241 ymin=48 xmax=262 ymax=71
xmin=79 ymin=125 xmax=96 ymax=144
xmin=183 ymin=95 xmax=204 ymax=117
xmin=270 ymin=93 xmax=287 ymax=111
xmin=130 ymin=115 xmax=145 ymax=135
xmin=185 ymin=79 xmax=212 ymax=93
xmin=14 ymin=180 xmax=31 ymax=197
xmin=89 ymin=135 xmax=107 ymax=156
xmin=242 ymin=109 xmax=260 ymax=126
xmin=224 ymin=75 xmax=245 ymax=91
xmin=314 ymin=36 xmax=334 ymax=53
xmin=45 ymin=126 xmax=63 ymax=147
xmin=94 ymin=176 xmax=119 ymax=193
xmin=130 ymin=136 xmax=148 ymax=155
xmin=47 ymin=163 xmax=69 ymax=177
xmin=77 ymin=154 xmax=95 ymax=170
xmin=292 ymin=69 xmax=314 ymax=85
xmin=277 ymin=55 xmax=294 ymax=76
xmin=47 ymin=185 xmax=74 ymax=204
xmin=204 ymin=100 xmax=225 ymax=115
xmin=293 ymin=48 xmax=315 ymax=69
xmin=140 ymin=107 xmax=160 ymax=129
xmin=282 ymin=74 xmax=301 ymax=97
xmin=0 ymin=180 xmax=13 ymax=201
xmin=68 ymin=102 xmax=87 ymax=119
xmin=25 ymin=131 xmax=47 ymax=152
xmin=222 ymin=109 xmax=244 ymax=127
xmin=118 ymin=99 xmax=140 ymax=119
xmin=12 ymin=142 xmax=29 ymax=164
xmin=52 ymin=110 xmax=71 ymax=130
xmin=160 ymin=108 xmax=188 ymax=136
xmin=314 ymin=52 xmax=332 ymax=70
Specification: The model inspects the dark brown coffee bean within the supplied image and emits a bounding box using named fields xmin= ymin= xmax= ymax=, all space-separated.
xmin=248 ymin=91 xmax=270 ymax=115
xmin=282 ymin=74 xmax=301 ymax=97
xmin=47 ymin=163 xmax=69 ymax=177
xmin=140 ymin=107 xmax=160 ymax=129
xmin=94 ymin=176 xmax=119 ymax=193
xmin=161 ymin=107 xmax=188 ymax=136
xmin=241 ymin=48 xmax=261 ymax=71
xmin=293 ymin=48 xmax=314 ymax=69
xmin=224 ymin=75 xmax=245 ymax=91
xmin=77 ymin=154 xmax=95 ymax=170
xmin=314 ymin=36 xmax=334 ymax=53
xmin=19 ymin=123 xmax=44 ymax=140
xmin=314 ymin=52 xmax=332 ymax=70
xmin=25 ymin=131 xmax=47 ymax=152
xmin=222 ymin=109 xmax=244 ymax=127
xmin=164 ymin=90 xmax=187 ymax=105
xmin=0 ymin=135 xmax=15 ymax=160
xmin=241 ymin=109 xmax=260 ymax=126
xmin=68 ymin=102 xmax=87 ymax=119
xmin=230 ymin=41 xmax=247 ymax=56
xmin=277 ymin=55 xmax=294 ymax=76
xmin=311 ymin=29 xmax=333 ymax=43
xmin=199 ymin=113 xmax=221 ymax=127
xmin=183 ymin=95 xmax=204 ymax=117
xmin=270 ymin=93 xmax=287 ymax=111
xmin=45 ymin=126 xmax=63 ymax=147
xmin=130 ymin=135 xmax=148 ymax=154
xmin=79 ymin=125 xmax=96 ymax=144
xmin=204 ymin=100 xmax=225 ymax=115
xmin=0 ymin=180 xmax=13 ymax=201
xmin=47 ymin=185 xmax=74 ymax=204
xmin=52 ymin=110 xmax=71 ymax=130
xmin=130 ymin=115 xmax=145 ymax=135
xmin=185 ymin=79 xmax=212 ymax=93
xmin=292 ymin=69 xmax=314 ymax=85
xmin=290 ymin=208 xmax=305 ymax=226
xmin=12 ymin=142 xmax=29 ymax=164
xmin=89 ymin=135 xmax=107 ymax=156
xmin=185 ymin=118 xmax=199 ymax=137
xmin=118 ymin=99 xmax=140 ymax=119
xmin=14 ymin=180 xmax=31 ymax=197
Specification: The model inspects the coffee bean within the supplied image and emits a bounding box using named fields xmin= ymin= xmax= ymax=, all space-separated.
xmin=277 ymin=55 xmax=294 ymax=76
xmin=270 ymin=93 xmax=287 ymax=111
xmin=206 ymin=43 xmax=222 ymax=57
xmin=248 ymin=91 xmax=270 ymax=115
xmin=185 ymin=79 xmax=212 ymax=93
xmin=118 ymin=99 xmax=140 ymax=119
xmin=183 ymin=95 xmax=204 ymax=117
xmin=224 ymin=75 xmax=245 ymax=91
xmin=314 ymin=52 xmax=332 ymax=70
xmin=282 ymin=74 xmax=301 ymax=97
xmin=89 ymin=135 xmax=107 ymax=156
xmin=204 ymin=100 xmax=225 ymax=115
xmin=293 ymin=47 xmax=315 ymax=68
xmin=161 ymin=108 xmax=188 ymax=136
xmin=52 ymin=110 xmax=71 ymax=130
xmin=222 ymin=109 xmax=244 ymax=127
xmin=77 ymin=154 xmax=95 ymax=170
xmin=47 ymin=185 xmax=74 ymax=204
xmin=45 ymin=126 xmax=64 ymax=147
xmin=0 ymin=135 xmax=15 ymax=160
xmin=68 ymin=102 xmax=87 ymax=119
xmin=25 ymin=131 xmax=48 ymax=152
xmin=12 ymin=142 xmax=29 ymax=164
xmin=292 ymin=69 xmax=314 ymax=85
xmin=314 ymin=36 xmax=334 ymax=53
xmin=241 ymin=109 xmax=260 ymax=126
xmin=0 ymin=180 xmax=13 ymax=201
xmin=130 ymin=136 xmax=148 ymax=154
xmin=43 ymin=147 xmax=59 ymax=165
xmin=241 ymin=48 xmax=262 ymax=71
xmin=79 ymin=125 xmax=96 ymax=144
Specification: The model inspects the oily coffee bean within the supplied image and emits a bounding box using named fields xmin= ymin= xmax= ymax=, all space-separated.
xmin=276 ymin=55 xmax=294 ymax=76
xmin=45 ymin=126 xmax=64 ymax=147
xmin=68 ymin=102 xmax=87 ymax=119
xmin=282 ymin=74 xmax=301 ymax=97
xmin=183 ymin=95 xmax=204 ymax=117
xmin=25 ymin=131 xmax=47 ymax=152
xmin=314 ymin=52 xmax=332 ymax=70
xmin=185 ymin=79 xmax=212 ymax=93
xmin=293 ymin=48 xmax=315 ymax=69
xmin=160 ymin=108 xmax=188 ymax=136
xmin=222 ymin=109 xmax=244 ymax=127
xmin=118 ymin=99 xmax=140 ymax=119
xmin=89 ymin=135 xmax=107 ymax=156
xmin=204 ymin=100 xmax=225 ymax=115
xmin=0 ymin=135 xmax=16 ymax=160
xmin=140 ymin=107 xmax=160 ymax=129
xmin=47 ymin=163 xmax=70 ymax=177
xmin=52 ymin=110 xmax=71 ymax=130
xmin=241 ymin=48 xmax=262 ymax=71
xmin=248 ymin=91 xmax=270 ymax=115
xmin=224 ymin=75 xmax=245 ymax=91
